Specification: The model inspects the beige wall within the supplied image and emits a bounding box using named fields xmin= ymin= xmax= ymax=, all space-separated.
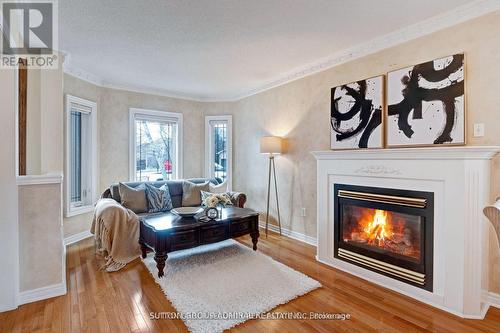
xmin=63 ymin=74 xmax=207 ymax=236
xmin=25 ymin=55 xmax=64 ymax=175
xmin=205 ymin=13 xmax=500 ymax=292
xmin=16 ymin=54 xmax=66 ymax=297
xmin=40 ymin=56 xmax=65 ymax=174
xmin=18 ymin=183 xmax=64 ymax=291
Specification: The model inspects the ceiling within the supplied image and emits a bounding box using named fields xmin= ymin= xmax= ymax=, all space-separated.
xmin=60 ymin=0 xmax=488 ymax=101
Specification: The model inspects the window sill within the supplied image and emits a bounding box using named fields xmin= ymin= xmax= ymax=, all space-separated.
xmin=65 ymin=205 xmax=94 ymax=218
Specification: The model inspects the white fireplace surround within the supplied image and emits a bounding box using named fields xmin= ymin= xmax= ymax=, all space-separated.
xmin=312 ymin=146 xmax=500 ymax=319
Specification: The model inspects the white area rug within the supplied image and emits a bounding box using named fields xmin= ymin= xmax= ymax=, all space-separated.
xmin=142 ymin=239 xmax=321 ymax=333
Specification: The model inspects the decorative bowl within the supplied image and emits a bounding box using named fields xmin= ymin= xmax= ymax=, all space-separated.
xmin=171 ymin=207 xmax=204 ymax=217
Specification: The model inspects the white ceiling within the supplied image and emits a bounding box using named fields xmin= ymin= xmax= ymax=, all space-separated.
xmin=60 ymin=0 xmax=491 ymax=101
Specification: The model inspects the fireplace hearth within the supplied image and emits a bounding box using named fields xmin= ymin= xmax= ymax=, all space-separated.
xmin=334 ymin=184 xmax=433 ymax=291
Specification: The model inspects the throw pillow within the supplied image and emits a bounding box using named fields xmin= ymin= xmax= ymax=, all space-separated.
xmin=145 ymin=183 xmax=173 ymax=213
xmin=119 ymin=183 xmax=147 ymax=213
xmin=209 ymin=181 xmax=228 ymax=193
xmin=182 ymin=181 xmax=210 ymax=206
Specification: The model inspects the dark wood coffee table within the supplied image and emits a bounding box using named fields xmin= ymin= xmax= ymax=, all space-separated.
xmin=139 ymin=207 xmax=259 ymax=277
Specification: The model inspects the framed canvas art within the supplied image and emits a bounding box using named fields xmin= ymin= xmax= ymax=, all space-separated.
xmin=386 ymin=53 xmax=465 ymax=147
xmin=330 ymin=75 xmax=384 ymax=149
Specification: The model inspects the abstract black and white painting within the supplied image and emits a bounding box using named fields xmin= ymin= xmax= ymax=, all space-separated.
xmin=387 ymin=54 xmax=465 ymax=147
xmin=330 ymin=76 xmax=383 ymax=149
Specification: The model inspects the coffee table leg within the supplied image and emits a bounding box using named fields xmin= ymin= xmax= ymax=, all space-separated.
xmin=251 ymin=231 xmax=259 ymax=251
xmin=154 ymin=252 xmax=168 ymax=278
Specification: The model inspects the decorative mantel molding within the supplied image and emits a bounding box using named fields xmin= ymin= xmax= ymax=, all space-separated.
xmin=312 ymin=146 xmax=500 ymax=160
xmin=354 ymin=165 xmax=402 ymax=175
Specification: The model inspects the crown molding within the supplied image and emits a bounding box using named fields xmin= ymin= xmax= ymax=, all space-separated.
xmin=62 ymin=51 xmax=221 ymax=102
xmin=62 ymin=52 xmax=103 ymax=86
xmin=62 ymin=0 xmax=500 ymax=102
xmin=234 ymin=0 xmax=500 ymax=101
xmin=64 ymin=65 xmax=103 ymax=87
xmin=63 ymin=65 xmax=225 ymax=102
xmin=100 ymin=79 xmax=220 ymax=102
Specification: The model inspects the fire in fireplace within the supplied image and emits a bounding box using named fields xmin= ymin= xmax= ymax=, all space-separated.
xmin=334 ymin=184 xmax=433 ymax=291
xmin=342 ymin=207 xmax=421 ymax=260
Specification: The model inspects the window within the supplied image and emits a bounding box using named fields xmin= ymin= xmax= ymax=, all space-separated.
xmin=130 ymin=108 xmax=183 ymax=181
xmin=205 ymin=115 xmax=232 ymax=190
xmin=65 ymin=95 xmax=97 ymax=217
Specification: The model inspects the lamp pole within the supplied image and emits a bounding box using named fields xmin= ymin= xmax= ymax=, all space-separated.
xmin=265 ymin=154 xmax=282 ymax=237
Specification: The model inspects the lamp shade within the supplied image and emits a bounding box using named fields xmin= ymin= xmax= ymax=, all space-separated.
xmin=260 ymin=136 xmax=283 ymax=154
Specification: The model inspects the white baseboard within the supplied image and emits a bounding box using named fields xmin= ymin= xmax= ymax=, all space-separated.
xmin=64 ymin=230 xmax=92 ymax=246
xmin=18 ymin=283 xmax=67 ymax=305
xmin=259 ymin=222 xmax=317 ymax=246
xmin=0 ymin=303 xmax=18 ymax=313
xmin=485 ymin=291 xmax=500 ymax=309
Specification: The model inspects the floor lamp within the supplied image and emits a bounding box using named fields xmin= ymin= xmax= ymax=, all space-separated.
xmin=260 ymin=136 xmax=283 ymax=237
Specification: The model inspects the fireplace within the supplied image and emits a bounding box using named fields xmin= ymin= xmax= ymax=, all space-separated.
xmin=334 ymin=184 xmax=434 ymax=291
xmin=314 ymin=147 xmax=499 ymax=317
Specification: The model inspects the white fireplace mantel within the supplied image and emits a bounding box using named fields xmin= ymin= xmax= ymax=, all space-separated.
xmin=312 ymin=146 xmax=500 ymax=160
xmin=312 ymin=146 xmax=500 ymax=319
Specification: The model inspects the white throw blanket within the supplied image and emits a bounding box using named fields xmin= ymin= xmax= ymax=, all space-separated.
xmin=90 ymin=199 xmax=141 ymax=271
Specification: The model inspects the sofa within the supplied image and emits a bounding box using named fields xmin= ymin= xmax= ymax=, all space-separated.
xmin=101 ymin=177 xmax=247 ymax=216
xmin=91 ymin=178 xmax=247 ymax=272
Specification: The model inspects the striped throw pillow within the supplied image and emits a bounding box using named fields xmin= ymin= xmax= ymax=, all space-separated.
xmin=145 ymin=184 xmax=173 ymax=213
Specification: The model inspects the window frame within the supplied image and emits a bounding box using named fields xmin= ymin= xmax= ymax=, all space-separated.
xmin=204 ymin=115 xmax=232 ymax=190
xmin=65 ymin=94 xmax=98 ymax=217
xmin=129 ymin=108 xmax=183 ymax=182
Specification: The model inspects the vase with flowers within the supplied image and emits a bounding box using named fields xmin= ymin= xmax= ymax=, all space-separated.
xmin=203 ymin=193 xmax=232 ymax=217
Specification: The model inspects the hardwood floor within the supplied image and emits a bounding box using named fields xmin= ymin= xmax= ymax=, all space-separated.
xmin=2 ymin=230 xmax=500 ymax=332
